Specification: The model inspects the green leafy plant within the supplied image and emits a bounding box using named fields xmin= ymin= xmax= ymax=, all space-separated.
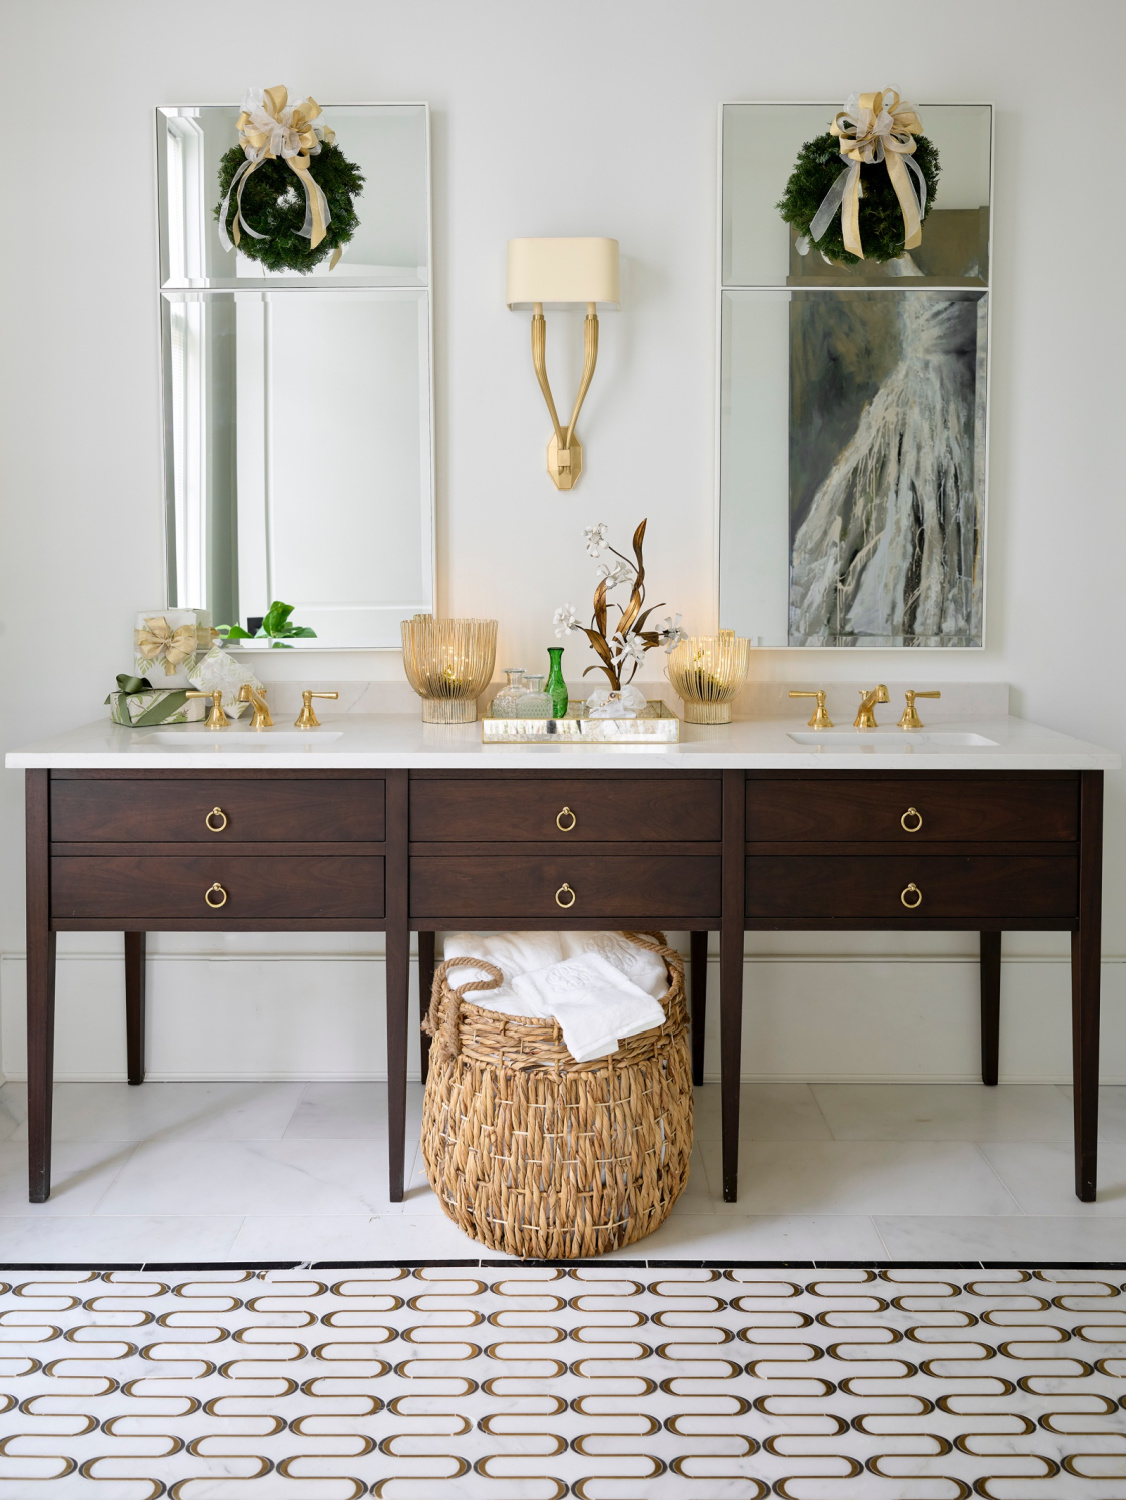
xmin=214 ymin=142 xmax=364 ymax=275
xmin=218 ymin=601 xmax=317 ymax=649
xmin=776 ymin=132 xmax=940 ymax=266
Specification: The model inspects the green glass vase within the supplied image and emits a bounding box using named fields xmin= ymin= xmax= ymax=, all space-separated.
xmin=545 ymin=647 xmax=568 ymax=718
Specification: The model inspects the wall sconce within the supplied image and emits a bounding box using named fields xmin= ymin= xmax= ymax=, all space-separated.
xmin=506 ymin=237 xmax=620 ymax=490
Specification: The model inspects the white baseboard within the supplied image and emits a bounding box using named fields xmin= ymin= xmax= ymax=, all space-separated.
xmin=1 ymin=950 xmax=1123 ymax=1086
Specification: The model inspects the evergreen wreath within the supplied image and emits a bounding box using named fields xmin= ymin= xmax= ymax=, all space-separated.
xmin=214 ymin=142 xmax=365 ymax=274
xmin=776 ymin=132 xmax=940 ymax=266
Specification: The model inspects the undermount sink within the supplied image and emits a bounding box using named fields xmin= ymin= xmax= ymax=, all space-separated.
xmin=788 ymin=730 xmax=999 ymax=750
xmin=139 ymin=730 xmax=343 ymax=748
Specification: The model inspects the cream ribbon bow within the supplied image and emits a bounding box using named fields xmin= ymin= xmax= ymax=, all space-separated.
xmin=134 ymin=616 xmax=198 ymax=676
xmin=809 ymin=88 xmax=927 ymax=260
xmin=218 ymin=85 xmax=339 ymax=265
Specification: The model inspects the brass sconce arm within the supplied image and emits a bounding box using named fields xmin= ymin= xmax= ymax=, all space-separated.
xmin=531 ymin=301 xmax=599 ymax=491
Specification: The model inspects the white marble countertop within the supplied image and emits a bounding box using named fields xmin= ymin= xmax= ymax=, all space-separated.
xmin=6 ymin=713 xmax=1120 ymax=772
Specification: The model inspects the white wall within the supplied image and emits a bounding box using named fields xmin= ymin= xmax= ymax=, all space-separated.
xmin=2 ymin=0 xmax=1124 ymax=1082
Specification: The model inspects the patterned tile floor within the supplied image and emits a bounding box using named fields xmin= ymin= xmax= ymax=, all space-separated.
xmin=0 ymin=1264 xmax=1124 ymax=1497
xmin=0 ymin=1081 xmax=1124 ymax=1265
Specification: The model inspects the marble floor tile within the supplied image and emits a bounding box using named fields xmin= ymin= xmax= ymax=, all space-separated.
xmin=692 ymin=1083 xmax=833 ymax=1141
xmin=8 ymin=1081 xmax=306 ymax=1143
xmin=228 ymin=1215 xmax=407 ymax=1262
xmin=875 ymin=1213 xmax=1126 ymax=1262
xmin=699 ymin=1139 xmax=1023 ymax=1217
xmin=286 ymin=1080 xmax=424 ymax=1140
xmin=977 ymin=1141 xmax=1126 ymax=1216
xmin=330 ymin=1213 xmax=509 ymax=1261
xmin=811 ymin=1082 xmax=1075 ymax=1143
xmin=1058 ymin=1084 xmax=1126 ymax=1143
xmin=0 ymin=1140 xmax=136 ymax=1218
xmin=95 ymin=1138 xmax=395 ymax=1219
xmin=0 ymin=1214 xmax=242 ymax=1264
xmin=600 ymin=1213 xmax=886 ymax=1262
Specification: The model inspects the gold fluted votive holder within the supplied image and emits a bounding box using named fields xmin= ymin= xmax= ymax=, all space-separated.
xmin=400 ymin=615 xmax=498 ymax=724
xmin=667 ymin=631 xmax=752 ymax=724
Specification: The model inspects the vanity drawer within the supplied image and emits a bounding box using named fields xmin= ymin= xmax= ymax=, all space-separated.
xmin=50 ymin=777 xmax=385 ymax=844
xmin=410 ymin=777 xmax=721 ymax=842
xmin=51 ymin=856 xmax=384 ymax=921
xmin=410 ymin=854 xmax=721 ymax=918
xmin=745 ymin=855 xmax=1077 ymax=920
xmin=746 ymin=778 xmax=1079 ymax=844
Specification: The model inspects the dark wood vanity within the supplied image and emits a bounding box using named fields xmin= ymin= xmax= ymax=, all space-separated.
xmin=24 ymin=764 xmax=1104 ymax=1206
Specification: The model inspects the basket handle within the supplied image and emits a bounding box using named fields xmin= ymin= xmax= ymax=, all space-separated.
xmin=423 ymin=955 xmax=505 ymax=1066
xmin=620 ymin=929 xmax=685 ymax=989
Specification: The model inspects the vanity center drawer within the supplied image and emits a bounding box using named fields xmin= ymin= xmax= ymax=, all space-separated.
xmin=51 ymin=855 xmax=385 ymax=921
xmin=410 ymin=777 xmax=721 ymax=842
xmin=411 ymin=854 xmax=721 ymax=918
xmin=746 ymin=855 xmax=1077 ymax=920
xmin=746 ymin=778 xmax=1079 ymax=844
xmin=51 ymin=777 xmax=386 ymax=843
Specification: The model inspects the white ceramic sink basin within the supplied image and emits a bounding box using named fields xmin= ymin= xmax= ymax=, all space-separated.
xmin=140 ymin=730 xmax=343 ymax=748
xmin=788 ymin=730 xmax=998 ymax=750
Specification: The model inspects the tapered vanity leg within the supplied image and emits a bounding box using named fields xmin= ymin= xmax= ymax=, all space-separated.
xmin=1072 ymin=771 xmax=1103 ymax=1202
xmin=26 ymin=770 xmax=55 ymax=1204
xmin=418 ymin=930 xmax=436 ymax=1086
xmin=979 ymin=931 xmax=1001 ymax=1086
xmin=125 ymin=933 xmax=146 ymax=1086
xmin=689 ymin=931 xmax=708 ymax=1088
xmin=720 ymin=771 xmax=746 ymax=1203
xmin=385 ymin=771 xmax=410 ymax=1203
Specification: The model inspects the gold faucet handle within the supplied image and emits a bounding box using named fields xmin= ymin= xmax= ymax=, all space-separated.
xmin=294 ymin=689 xmax=339 ymax=729
xmin=898 ymin=688 xmax=941 ymax=730
xmin=789 ymin=689 xmax=833 ymax=729
xmin=185 ymin=689 xmax=230 ymax=729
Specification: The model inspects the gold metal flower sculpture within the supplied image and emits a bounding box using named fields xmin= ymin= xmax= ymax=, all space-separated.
xmin=553 ymin=519 xmax=686 ymax=691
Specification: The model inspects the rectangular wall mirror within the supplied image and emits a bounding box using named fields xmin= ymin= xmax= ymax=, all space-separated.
xmin=718 ymin=102 xmax=993 ymax=648
xmin=157 ymin=103 xmax=434 ymax=649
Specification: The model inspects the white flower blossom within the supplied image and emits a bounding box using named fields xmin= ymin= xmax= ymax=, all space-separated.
xmin=553 ymin=602 xmax=580 ymax=638
xmin=610 ymin=631 xmax=647 ymax=671
xmin=583 ymin=522 xmax=609 ymax=558
xmin=656 ymin=613 xmax=689 ymax=653
xmin=595 ymin=560 xmax=635 ymax=591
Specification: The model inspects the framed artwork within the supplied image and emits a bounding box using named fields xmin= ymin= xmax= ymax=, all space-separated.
xmin=717 ymin=102 xmax=993 ymax=648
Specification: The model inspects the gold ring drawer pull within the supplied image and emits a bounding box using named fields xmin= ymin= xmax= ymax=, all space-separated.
xmin=556 ymin=806 xmax=577 ymax=832
xmin=205 ymin=806 xmax=228 ymax=833
xmin=900 ymin=806 xmax=923 ymax=833
xmin=205 ymin=882 xmax=228 ymax=909
xmin=900 ymin=882 xmax=922 ymax=909
xmin=555 ymin=882 xmax=576 ymax=909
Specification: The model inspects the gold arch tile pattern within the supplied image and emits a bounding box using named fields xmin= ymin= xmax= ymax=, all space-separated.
xmin=0 ymin=1264 xmax=1123 ymax=1496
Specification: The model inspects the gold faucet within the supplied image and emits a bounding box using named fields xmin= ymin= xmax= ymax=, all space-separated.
xmin=185 ymin=689 xmax=231 ymax=729
xmin=789 ymin=689 xmax=833 ymax=729
xmin=853 ymin=683 xmax=889 ymax=730
xmin=238 ymin=683 xmax=273 ymax=730
xmin=295 ymin=689 xmax=338 ymax=729
xmin=898 ymin=688 xmax=941 ymax=730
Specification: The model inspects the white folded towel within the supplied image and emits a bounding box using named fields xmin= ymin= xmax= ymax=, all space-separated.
xmin=511 ymin=952 xmax=667 ymax=1063
xmin=438 ymin=930 xmax=671 ymax=1060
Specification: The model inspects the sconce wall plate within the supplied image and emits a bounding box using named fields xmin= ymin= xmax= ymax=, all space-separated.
xmin=507 ymin=237 xmax=619 ymax=491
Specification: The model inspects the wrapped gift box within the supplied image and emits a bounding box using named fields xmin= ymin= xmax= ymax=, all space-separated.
xmin=133 ymin=608 xmax=214 ymax=689
xmin=106 ymin=676 xmax=206 ymax=728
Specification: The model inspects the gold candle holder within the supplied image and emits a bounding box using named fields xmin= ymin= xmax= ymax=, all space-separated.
xmin=400 ymin=615 xmax=498 ymax=724
xmin=667 ymin=631 xmax=751 ymax=724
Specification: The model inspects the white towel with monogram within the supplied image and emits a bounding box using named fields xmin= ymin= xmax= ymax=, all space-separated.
xmin=440 ymin=930 xmax=669 ymax=1061
xmin=509 ymin=952 xmax=667 ymax=1063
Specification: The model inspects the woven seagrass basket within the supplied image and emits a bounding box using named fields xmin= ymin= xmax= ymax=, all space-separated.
xmin=421 ymin=931 xmax=693 ymax=1259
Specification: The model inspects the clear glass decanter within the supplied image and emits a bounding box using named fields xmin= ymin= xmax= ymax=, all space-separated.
xmin=492 ymin=668 xmax=527 ymax=716
xmin=514 ymin=673 xmax=552 ymax=717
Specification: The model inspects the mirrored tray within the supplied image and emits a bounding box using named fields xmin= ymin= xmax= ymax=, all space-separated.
xmin=482 ymin=701 xmax=680 ymax=744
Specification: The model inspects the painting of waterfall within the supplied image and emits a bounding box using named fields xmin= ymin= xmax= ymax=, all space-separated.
xmin=787 ymin=290 xmax=987 ymax=647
